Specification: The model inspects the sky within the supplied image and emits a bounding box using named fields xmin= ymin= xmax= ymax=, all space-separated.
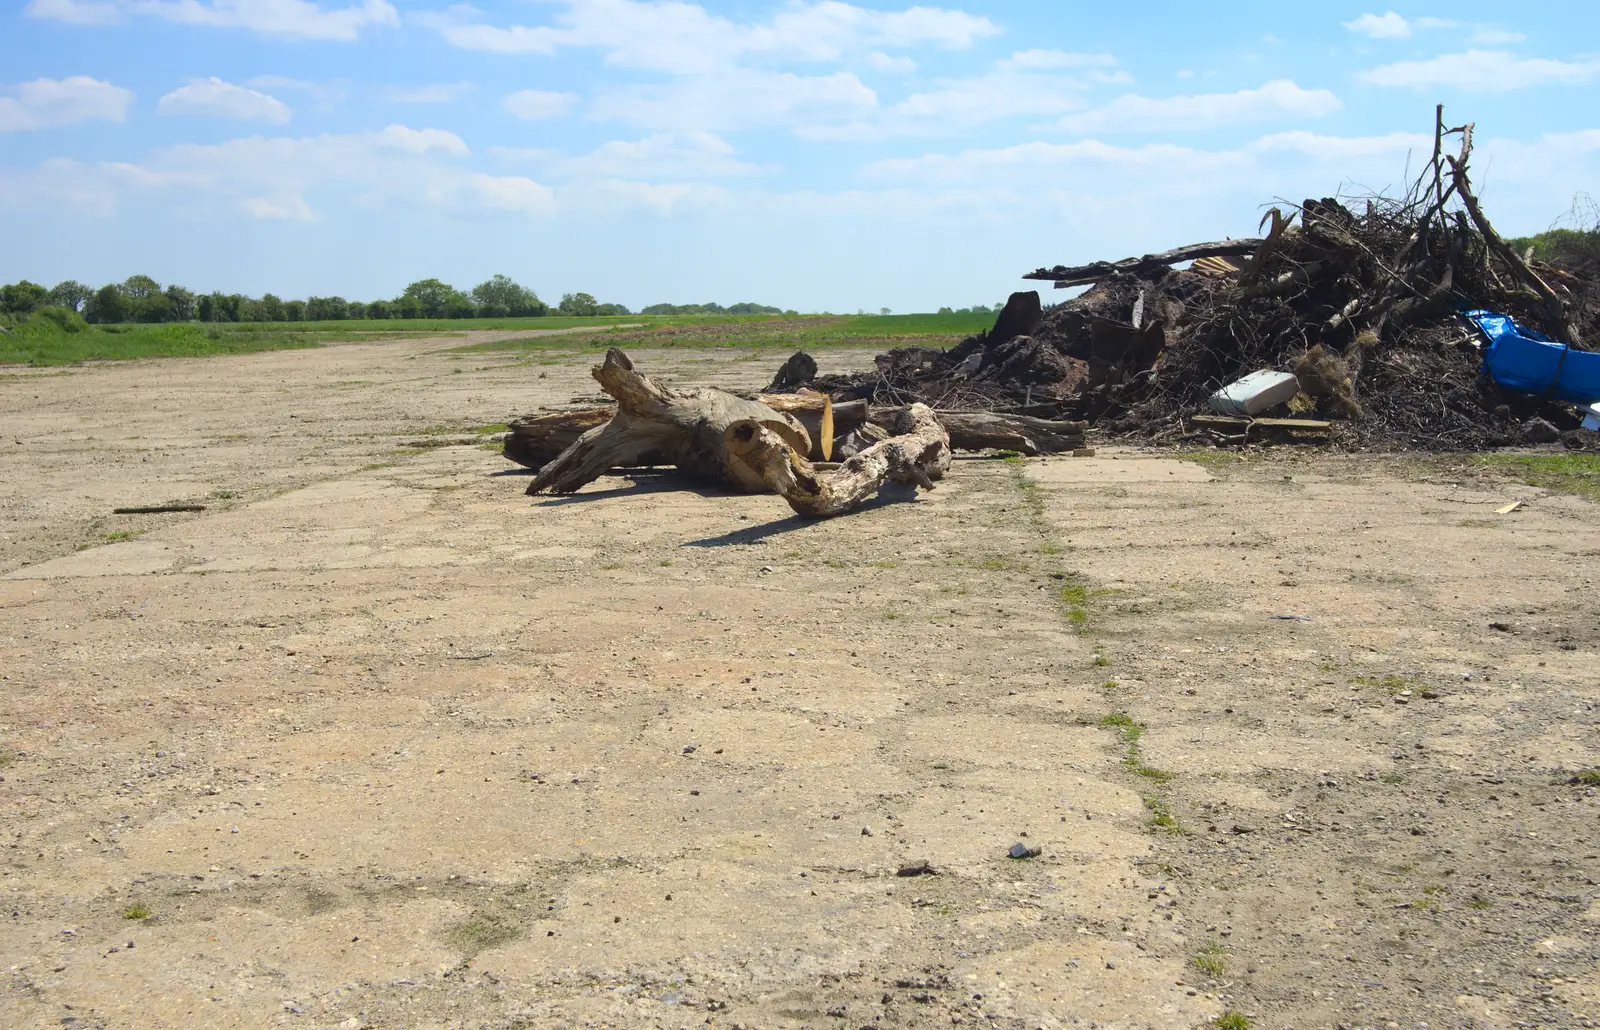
xmin=2 ymin=1 xmax=1598 ymax=312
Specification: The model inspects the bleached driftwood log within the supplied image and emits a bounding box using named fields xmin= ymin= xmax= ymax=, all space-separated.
xmin=527 ymin=349 xmax=811 ymax=495
xmin=722 ymin=403 xmax=951 ymax=518
xmin=869 ymin=407 xmax=1085 ymax=456
xmin=505 ymin=395 xmax=868 ymax=468
xmin=507 ymin=398 xmax=1081 ymax=469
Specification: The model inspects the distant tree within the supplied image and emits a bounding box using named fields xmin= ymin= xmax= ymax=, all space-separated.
xmin=204 ymin=292 xmax=243 ymax=323
xmin=164 ymin=285 xmax=196 ymax=322
xmin=880 ymin=307 xmax=891 ymax=316
xmin=399 ymin=278 xmax=460 ymax=319
xmin=121 ymin=274 xmax=161 ymax=300
xmin=284 ymin=299 xmax=306 ymax=322
xmin=937 ymin=306 xmax=953 ymax=315
xmin=365 ymin=299 xmax=392 ymax=319
xmin=442 ymin=291 xmax=475 ymax=319
xmin=135 ymin=292 xmax=173 ymax=323
xmin=594 ymin=302 xmax=631 ymax=315
xmin=196 ymin=293 xmax=215 ymax=322
xmin=347 ymin=300 xmax=366 ymax=320
xmin=0 ymin=280 xmax=49 ymax=315
xmin=258 ymin=293 xmax=285 ymax=322
xmin=48 ymin=280 xmax=92 ymax=312
xmin=470 ymin=274 xmax=545 ymax=317
xmin=726 ymin=302 xmax=782 ymax=315
xmin=85 ymin=283 xmax=127 ymax=323
xmin=558 ymin=292 xmax=600 ymax=316
xmin=305 ymin=296 xmax=348 ymax=321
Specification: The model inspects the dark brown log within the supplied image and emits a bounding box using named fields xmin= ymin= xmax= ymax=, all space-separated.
xmin=764 ymin=351 xmax=818 ymax=392
xmin=1024 ymin=239 xmax=1264 ymax=288
xmin=527 ymin=350 xmax=810 ymax=495
xmin=113 ymin=504 xmax=207 ymax=514
xmin=869 ymin=408 xmax=1086 ymax=455
xmin=723 ymin=403 xmax=951 ymax=518
xmin=987 ymin=291 xmax=1043 ymax=345
xmin=502 ymin=408 xmax=615 ymax=469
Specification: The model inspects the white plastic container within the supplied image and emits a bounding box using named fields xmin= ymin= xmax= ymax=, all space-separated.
xmin=1582 ymin=400 xmax=1600 ymax=431
xmin=1208 ymin=370 xmax=1301 ymax=417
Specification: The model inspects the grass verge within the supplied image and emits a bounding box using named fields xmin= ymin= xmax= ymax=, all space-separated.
xmin=1472 ymin=453 xmax=1600 ymax=502
xmin=1 ymin=318 xmax=323 ymax=366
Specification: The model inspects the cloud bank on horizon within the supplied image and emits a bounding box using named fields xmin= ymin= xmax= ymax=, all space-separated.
xmin=2 ymin=0 xmax=1596 ymax=310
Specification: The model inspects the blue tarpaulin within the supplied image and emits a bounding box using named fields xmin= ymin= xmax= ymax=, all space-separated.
xmin=1467 ymin=309 xmax=1600 ymax=406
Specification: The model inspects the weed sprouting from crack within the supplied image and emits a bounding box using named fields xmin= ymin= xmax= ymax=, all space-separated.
xmin=443 ymin=910 xmax=523 ymax=958
xmin=1191 ymin=939 xmax=1228 ymax=977
xmin=1099 ymin=712 xmax=1178 ymax=788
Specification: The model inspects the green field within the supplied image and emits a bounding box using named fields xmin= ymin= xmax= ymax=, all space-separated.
xmin=453 ymin=311 xmax=996 ymax=354
xmin=0 ymin=310 xmax=995 ymax=367
xmin=1474 ymin=452 xmax=1600 ymax=501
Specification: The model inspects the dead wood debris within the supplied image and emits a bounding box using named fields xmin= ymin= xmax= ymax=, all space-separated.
xmin=779 ymin=108 xmax=1599 ymax=452
xmin=518 ymin=348 xmax=960 ymax=518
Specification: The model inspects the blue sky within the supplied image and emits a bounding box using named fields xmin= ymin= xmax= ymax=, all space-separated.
xmin=2 ymin=1 xmax=1597 ymax=312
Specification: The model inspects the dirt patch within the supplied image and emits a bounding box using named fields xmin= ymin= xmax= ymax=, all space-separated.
xmin=0 ymin=342 xmax=1595 ymax=1029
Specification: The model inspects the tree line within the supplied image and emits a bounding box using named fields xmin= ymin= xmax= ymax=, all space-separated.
xmin=0 ymin=274 xmax=689 ymax=324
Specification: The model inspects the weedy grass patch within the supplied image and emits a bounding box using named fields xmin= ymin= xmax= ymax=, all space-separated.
xmin=1472 ymin=453 xmax=1600 ymax=502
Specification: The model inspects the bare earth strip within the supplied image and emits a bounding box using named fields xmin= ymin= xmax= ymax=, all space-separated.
xmin=0 ymin=338 xmax=1596 ymax=1030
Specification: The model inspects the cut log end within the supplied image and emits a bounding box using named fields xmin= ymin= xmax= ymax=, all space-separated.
xmin=724 ymin=402 xmax=951 ymax=519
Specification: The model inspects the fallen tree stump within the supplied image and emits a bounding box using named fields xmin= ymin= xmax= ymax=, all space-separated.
xmin=527 ymin=349 xmax=810 ymax=495
xmin=505 ymin=395 xmax=868 ymax=468
xmin=872 ymin=408 xmax=1085 ymax=455
xmin=723 ymin=403 xmax=951 ymax=518
xmin=507 ymin=401 xmax=1085 ymax=468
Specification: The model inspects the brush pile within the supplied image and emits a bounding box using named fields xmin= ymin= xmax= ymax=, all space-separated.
xmin=798 ymin=109 xmax=1600 ymax=451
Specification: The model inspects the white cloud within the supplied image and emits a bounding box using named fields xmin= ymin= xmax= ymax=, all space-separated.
xmin=0 ymin=124 xmax=493 ymax=220
xmin=863 ymin=130 xmax=1431 ymax=194
xmin=1054 ymin=80 xmax=1341 ymax=133
xmin=1342 ymin=11 xmax=1411 ymax=38
xmin=1360 ymin=49 xmax=1600 ymax=90
xmin=504 ymin=89 xmax=579 ymax=120
xmin=1341 ymin=12 xmax=1456 ymax=39
xmin=425 ymin=0 xmax=999 ymax=73
xmin=468 ymin=173 xmax=556 ymax=213
xmin=159 ymin=78 xmax=292 ymax=123
xmin=27 ymin=0 xmax=398 ymax=40
xmin=999 ymin=49 xmax=1118 ymax=71
xmin=868 ymin=51 xmax=916 ymax=74
xmin=246 ymin=75 xmax=349 ymax=106
xmin=23 ymin=0 xmax=118 ymax=24
xmin=572 ymin=178 xmax=730 ymax=215
xmin=387 ymin=82 xmax=475 ymax=103
xmin=800 ymin=50 xmax=1124 ymax=140
xmin=240 ymin=194 xmax=315 ymax=220
xmin=1470 ymin=27 xmax=1527 ymax=44
xmin=0 ymin=76 xmax=133 ymax=131
xmin=592 ymin=69 xmax=876 ymax=131
xmin=0 ymin=121 xmax=745 ymax=221
xmin=495 ymin=131 xmax=762 ymax=179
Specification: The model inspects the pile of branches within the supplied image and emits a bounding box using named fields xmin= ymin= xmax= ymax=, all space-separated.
xmin=1034 ymin=109 xmax=1591 ymax=450
xmin=809 ymin=108 xmax=1599 ymax=451
xmin=804 ymin=291 xmax=1090 ymax=415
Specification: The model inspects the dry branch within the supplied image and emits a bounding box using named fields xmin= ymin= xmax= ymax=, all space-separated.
xmin=871 ymin=407 xmax=1085 ymax=455
xmin=1024 ymin=240 xmax=1264 ymax=288
xmin=526 ymin=349 xmax=810 ymax=495
xmin=723 ymin=403 xmax=951 ymax=518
